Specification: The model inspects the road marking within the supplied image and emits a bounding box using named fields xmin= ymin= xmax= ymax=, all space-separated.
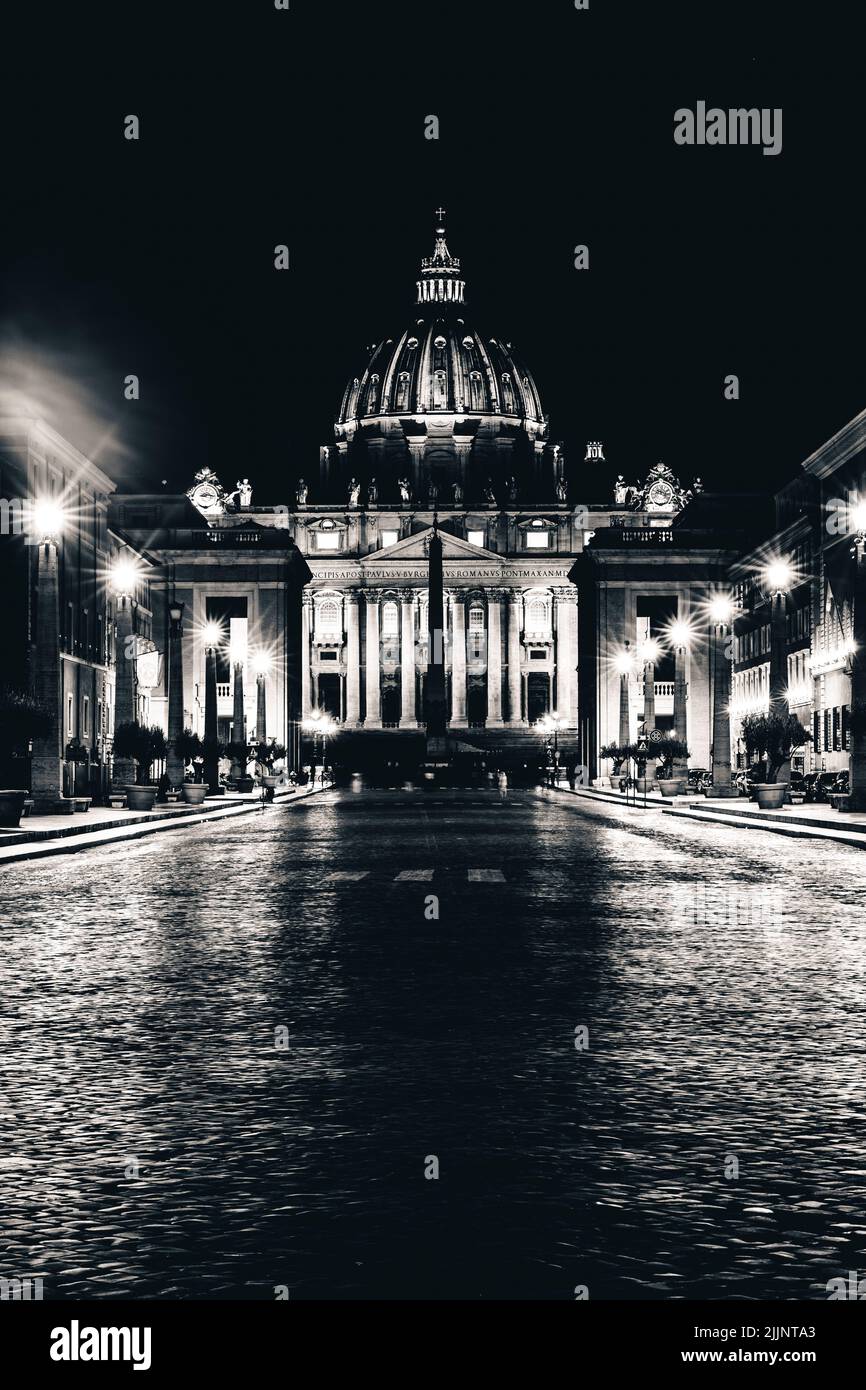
xmin=395 ymin=869 xmax=434 ymax=881
xmin=467 ymin=869 xmax=506 ymax=882
xmin=323 ymin=871 xmax=369 ymax=882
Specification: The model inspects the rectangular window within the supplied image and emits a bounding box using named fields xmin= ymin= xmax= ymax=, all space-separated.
xmin=833 ymin=706 xmax=841 ymax=751
xmin=823 ymin=709 xmax=831 ymax=752
xmin=83 ymin=696 xmax=90 ymax=737
xmin=467 ymin=530 xmax=485 ymax=548
xmin=315 ymin=531 xmax=339 ymax=551
xmin=842 ymin=704 xmax=850 ymax=751
xmin=525 ymin=531 xmax=549 ymax=550
xmin=813 ymin=711 xmax=821 ymax=754
xmin=67 ymin=693 xmax=74 ymax=737
xmin=380 ymin=530 xmax=399 ymax=549
xmin=319 ymin=650 xmax=338 ymax=661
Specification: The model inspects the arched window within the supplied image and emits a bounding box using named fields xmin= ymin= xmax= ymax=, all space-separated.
xmin=526 ymin=597 xmax=550 ymax=635
xmin=316 ymin=598 xmax=342 ymax=640
xmin=365 ymin=375 xmax=380 ymax=415
xmin=468 ymin=603 xmax=485 ymax=659
xmin=382 ymin=601 xmax=399 ymax=637
xmin=501 ymin=373 xmax=515 ymax=412
xmin=433 ymin=370 xmax=448 ymax=410
xmin=469 ymin=371 xmax=485 ymax=412
xmin=395 ymin=371 xmax=411 ymax=411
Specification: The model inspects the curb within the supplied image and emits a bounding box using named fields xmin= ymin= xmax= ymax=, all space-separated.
xmin=0 ymin=786 xmax=331 ymax=867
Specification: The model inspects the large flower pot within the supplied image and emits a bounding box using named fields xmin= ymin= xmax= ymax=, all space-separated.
xmin=181 ymin=782 xmax=209 ymax=806
xmin=658 ymin=777 xmax=687 ymax=798
xmin=123 ymin=785 xmax=158 ymax=812
xmin=0 ymin=789 xmax=28 ymax=827
xmin=235 ymin=776 xmax=255 ymax=794
xmin=261 ymin=775 xmax=278 ymax=789
xmin=754 ymin=782 xmax=787 ymax=809
xmin=635 ymin=777 xmax=655 ymax=794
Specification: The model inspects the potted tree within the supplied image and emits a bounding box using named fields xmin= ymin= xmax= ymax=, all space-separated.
xmin=113 ymin=721 xmax=167 ymax=811
xmin=599 ymin=741 xmax=626 ymax=790
xmin=0 ymin=687 xmax=51 ymax=826
xmin=226 ymin=739 xmax=256 ymax=794
xmin=254 ymin=740 xmax=287 ymax=790
xmin=740 ymin=712 xmax=810 ymax=809
xmin=655 ymin=736 xmax=690 ymax=797
xmin=621 ymin=739 xmax=656 ymax=794
xmin=172 ymin=729 xmax=209 ymax=804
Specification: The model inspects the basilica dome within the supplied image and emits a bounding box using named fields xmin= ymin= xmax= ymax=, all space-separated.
xmin=335 ymin=213 xmax=546 ymax=437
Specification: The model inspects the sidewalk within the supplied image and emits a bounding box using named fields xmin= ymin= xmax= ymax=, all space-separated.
xmin=0 ymin=784 xmax=330 ymax=866
xmin=554 ymin=784 xmax=866 ymax=850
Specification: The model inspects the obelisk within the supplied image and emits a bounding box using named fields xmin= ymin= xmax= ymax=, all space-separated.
xmin=424 ymin=522 xmax=448 ymax=757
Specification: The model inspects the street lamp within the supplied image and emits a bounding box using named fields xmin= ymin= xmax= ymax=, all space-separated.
xmin=110 ymin=552 xmax=142 ymax=786
xmin=251 ymin=652 xmax=272 ymax=743
xmin=303 ymin=710 xmax=336 ymax=779
xmin=665 ymin=618 xmax=694 ymax=780
xmin=166 ymin=599 xmax=185 ymax=788
xmin=30 ymin=498 xmax=67 ymax=807
xmin=637 ymin=637 xmax=660 ymax=735
xmin=706 ymin=592 xmax=739 ymax=797
xmin=202 ymin=621 xmax=225 ymax=795
xmin=614 ymin=642 xmax=634 ymax=748
xmin=763 ymin=558 xmax=792 ymax=719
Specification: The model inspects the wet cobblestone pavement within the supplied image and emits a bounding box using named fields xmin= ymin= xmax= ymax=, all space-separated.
xmin=1 ymin=787 xmax=864 ymax=1300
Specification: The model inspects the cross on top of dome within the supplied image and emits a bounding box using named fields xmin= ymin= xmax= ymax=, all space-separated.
xmin=417 ymin=207 xmax=466 ymax=306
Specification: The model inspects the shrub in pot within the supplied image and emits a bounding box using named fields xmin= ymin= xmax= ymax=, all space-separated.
xmin=740 ymin=712 xmax=811 ymax=809
xmin=654 ymin=736 xmax=690 ymax=796
xmin=113 ymin=721 xmax=167 ymax=810
xmin=0 ymin=687 xmax=52 ymax=825
xmin=254 ymin=739 xmax=287 ymax=789
xmin=227 ymin=739 xmax=256 ymax=793
xmin=172 ymin=729 xmax=210 ymax=802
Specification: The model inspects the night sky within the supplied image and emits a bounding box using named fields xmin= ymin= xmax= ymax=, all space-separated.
xmin=1 ymin=1 xmax=862 ymax=504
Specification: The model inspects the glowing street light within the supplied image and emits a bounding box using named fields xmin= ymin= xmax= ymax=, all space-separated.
xmin=764 ymin=559 xmax=793 ymax=596
xmin=110 ymin=556 xmax=140 ymax=598
xmin=850 ymin=498 xmax=866 ymax=537
xmin=668 ymin=619 xmax=694 ymax=649
xmin=251 ymin=652 xmax=272 ymax=676
xmin=708 ymin=594 xmax=734 ymax=625
xmin=202 ymin=620 xmax=224 ymax=650
xmin=638 ymin=637 xmax=661 ymax=664
xmin=32 ymin=497 xmax=66 ymax=543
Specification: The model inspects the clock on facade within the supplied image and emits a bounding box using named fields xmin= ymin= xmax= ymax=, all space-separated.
xmin=647 ymin=479 xmax=674 ymax=509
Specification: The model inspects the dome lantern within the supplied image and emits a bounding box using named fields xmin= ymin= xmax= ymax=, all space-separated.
xmin=416 ymin=207 xmax=466 ymax=306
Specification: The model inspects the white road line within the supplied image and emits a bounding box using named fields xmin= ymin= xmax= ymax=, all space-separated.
xmin=323 ymin=871 xmax=369 ymax=882
xmin=395 ymin=869 xmax=434 ymax=881
xmin=468 ymin=869 xmax=506 ymax=882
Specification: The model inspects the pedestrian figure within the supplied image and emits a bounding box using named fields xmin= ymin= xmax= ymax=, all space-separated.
xmin=498 ymin=769 xmax=508 ymax=800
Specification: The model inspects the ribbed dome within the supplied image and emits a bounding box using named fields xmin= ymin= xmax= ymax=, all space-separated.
xmin=336 ymin=318 xmax=544 ymax=427
xmin=335 ymin=212 xmax=545 ymax=435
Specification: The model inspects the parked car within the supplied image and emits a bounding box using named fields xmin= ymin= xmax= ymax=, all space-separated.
xmin=803 ymin=771 xmax=839 ymax=803
xmin=833 ymin=770 xmax=850 ymax=796
xmin=686 ymin=766 xmax=711 ymax=792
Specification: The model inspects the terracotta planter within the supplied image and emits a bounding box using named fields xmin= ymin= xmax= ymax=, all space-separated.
xmin=658 ymin=777 xmax=687 ymax=798
xmin=123 ymin=785 xmax=158 ymax=812
xmin=754 ymin=782 xmax=787 ymax=809
xmin=181 ymin=782 xmax=209 ymax=806
xmin=0 ymin=789 xmax=28 ymax=828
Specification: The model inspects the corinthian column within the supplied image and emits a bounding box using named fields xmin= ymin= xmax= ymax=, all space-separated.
xmin=507 ymin=591 xmax=523 ymax=725
xmin=365 ymin=592 xmax=381 ymax=727
xmin=344 ymin=591 xmax=361 ymax=725
xmin=486 ymin=590 xmax=503 ymax=727
xmin=400 ymin=590 xmax=417 ymax=727
xmin=554 ymin=587 xmax=577 ymax=726
xmin=449 ymin=591 xmax=467 ymax=726
xmin=301 ymin=593 xmax=313 ymax=720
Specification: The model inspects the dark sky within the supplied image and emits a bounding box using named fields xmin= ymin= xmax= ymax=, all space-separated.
xmin=1 ymin=1 xmax=862 ymax=504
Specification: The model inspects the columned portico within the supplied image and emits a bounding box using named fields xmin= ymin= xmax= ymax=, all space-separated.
xmin=553 ymin=588 xmax=577 ymax=725
xmin=486 ymin=590 xmax=504 ymax=726
xmin=301 ymin=593 xmax=313 ymax=719
xmin=449 ymin=591 xmax=467 ymax=726
xmin=364 ymin=592 xmax=382 ymax=727
xmin=400 ymin=590 xmax=417 ymax=727
xmin=345 ymin=591 xmax=361 ymax=725
xmin=507 ymin=592 xmax=524 ymax=724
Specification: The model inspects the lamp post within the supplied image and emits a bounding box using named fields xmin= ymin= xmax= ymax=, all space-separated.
xmin=303 ymin=710 xmax=335 ymax=781
xmin=615 ymin=643 xmax=633 ymax=748
xmin=166 ymin=599 xmax=185 ymax=787
xmin=537 ymin=712 xmax=566 ymax=784
xmin=848 ymin=502 xmax=866 ymax=811
xmin=252 ymin=653 xmax=271 ymax=743
xmin=668 ymin=619 xmax=693 ymax=779
xmin=230 ymin=644 xmax=247 ymax=782
xmin=110 ymin=554 xmax=141 ymax=788
xmin=202 ymin=621 xmax=223 ymax=795
xmin=765 ymin=559 xmax=793 ymax=787
xmin=30 ymin=499 xmax=66 ymax=809
xmin=708 ymin=595 xmax=739 ymax=797
xmin=638 ymin=638 xmax=660 ymax=736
